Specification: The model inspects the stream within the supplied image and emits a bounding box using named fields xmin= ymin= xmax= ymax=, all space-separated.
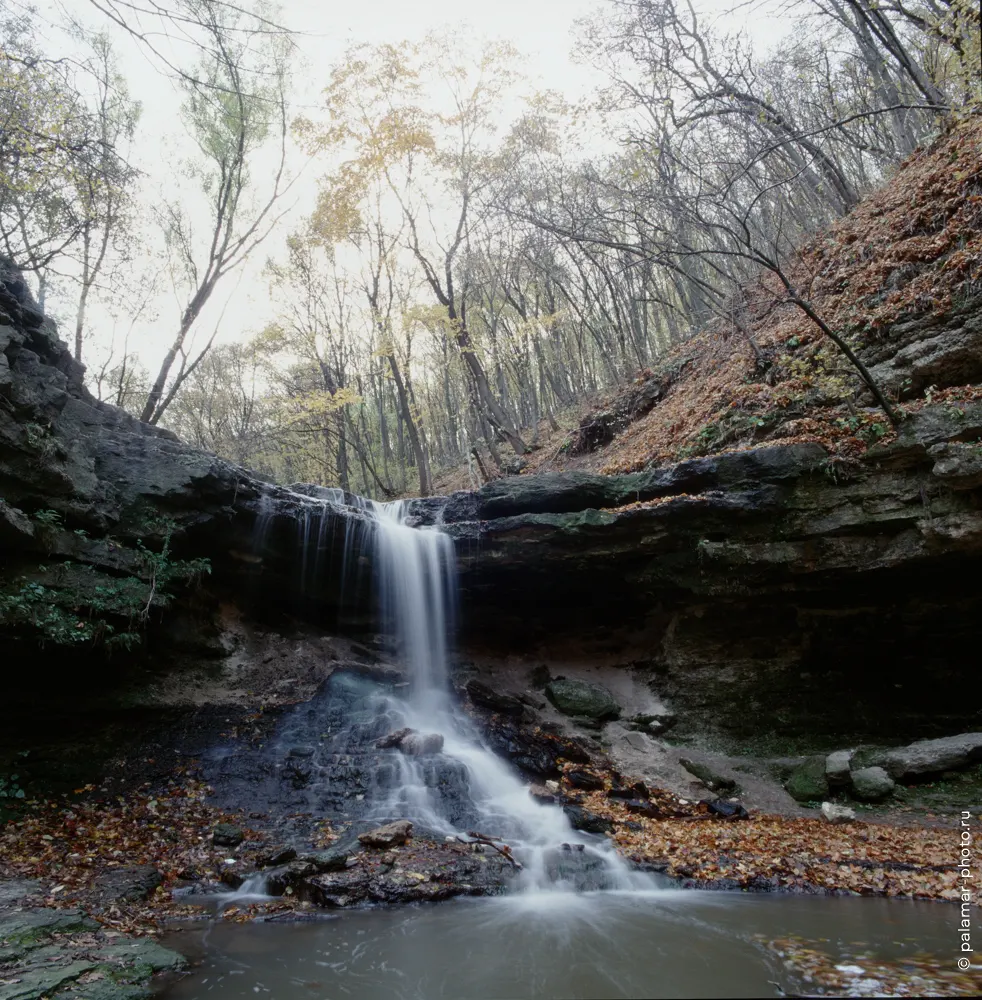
xmin=158 ymin=492 xmax=959 ymax=999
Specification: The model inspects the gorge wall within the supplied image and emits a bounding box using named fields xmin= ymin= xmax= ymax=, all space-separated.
xmin=1 ymin=260 xmax=981 ymax=759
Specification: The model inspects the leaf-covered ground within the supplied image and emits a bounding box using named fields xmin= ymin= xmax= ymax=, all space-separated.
xmin=491 ymin=117 xmax=982 ymax=483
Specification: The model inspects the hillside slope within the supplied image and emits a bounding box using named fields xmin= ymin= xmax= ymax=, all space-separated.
xmin=517 ymin=116 xmax=982 ymax=479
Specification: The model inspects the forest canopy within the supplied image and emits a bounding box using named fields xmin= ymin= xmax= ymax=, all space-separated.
xmin=3 ymin=0 xmax=980 ymax=496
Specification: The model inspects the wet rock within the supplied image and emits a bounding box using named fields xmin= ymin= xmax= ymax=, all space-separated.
xmin=825 ymin=750 xmax=853 ymax=787
xmin=821 ymin=802 xmax=856 ymax=824
xmin=0 ymin=908 xmax=98 ymax=944
xmin=565 ymin=768 xmax=605 ymax=791
xmin=850 ymin=766 xmax=896 ymax=802
xmin=0 ymin=500 xmax=34 ymax=548
xmin=785 ymin=755 xmax=830 ymax=803
xmin=375 ymin=727 xmax=414 ymax=749
xmin=211 ymin=823 xmax=245 ymax=847
xmin=400 ymin=732 xmax=444 ymax=756
xmin=288 ymin=746 xmax=316 ymax=758
xmin=305 ymin=872 xmax=371 ymax=908
xmin=562 ymin=804 xmax=614 ymax=834
xmin=875 ymin=732 xmax=982 ymax=780
xmin=298 ymin=848 xmax=349 ymax=873
xmin=608 ymin=780 xmax=650 ymax=800
xmin=627 ymin=711 xmax=677 ymax=735
xmin=622 ymin=731 xmax=652 ymax=751
xmin=541 ymin=847 xmax=616 ymax=891
xmin=358 ymin=820 xmax=413 ymax=848
xmin=482 ymin=719 xmax=591 ymax=779
xmin=465 ymin=679 xmax=525 ymax=716
xmin=704 ymin=799 xmax=750 ymax=820
xmin=545 ymin=679 xmax=620 ymax=721
xmin=623 ymin=799 xmax=666 ymax=819
xmin=258 ymin=846 xmax=298 ymax=867
xmin=375 ymin=728 xmax=444 ymax=755
xmin=527 ymin=784 xmax=557 ymax=804
xmin=91 ymin=865 xmax=161 ymax=903
xmin=263 ymin=861 xmax=317 ymax=895
xmin=219 ymin=867 xmax=244 ymax=889
xmin=0 ymin=881 xmax=41 ymax=908
xmin=679 ymin=757 xmax=738 ymax=793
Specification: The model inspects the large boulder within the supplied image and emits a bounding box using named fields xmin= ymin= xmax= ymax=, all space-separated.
xmin=876 ymin=733 xmax=982 ymax=780
xmin=545 ymin=679 xmax=620 ymax=721
xmin=850 ymin=766 xmax=896 ymax=802
xmin=825 ymin=750 xmax=853 ymax=787
xmin=784 ymin=756 xmax=830 ymax=803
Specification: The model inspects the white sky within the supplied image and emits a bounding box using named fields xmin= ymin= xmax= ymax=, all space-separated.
xmin=36 ymin=0 xmax=794 ymax=387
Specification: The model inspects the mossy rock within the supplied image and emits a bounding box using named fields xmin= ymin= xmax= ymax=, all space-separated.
xmin=679 ymin=757 xmax=738 ymax=793
xmin=784 ymin=755 xmax=830 ymax=802
xmin=544 ymin=679 xmax=620 ymax=721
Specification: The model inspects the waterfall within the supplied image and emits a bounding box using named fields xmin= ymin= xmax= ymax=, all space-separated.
xmin=354 ymin=497 xmax=649 ymax=893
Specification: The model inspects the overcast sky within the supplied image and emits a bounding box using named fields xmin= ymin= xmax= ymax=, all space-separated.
xmin=39 ymin=0 xmax=793 ymax=386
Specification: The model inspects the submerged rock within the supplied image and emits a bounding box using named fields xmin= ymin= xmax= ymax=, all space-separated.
xmin=850 ymin=766 xmax=896 ymax=801
xmin=358 ymin=820 xmax=413 ymax=848
xmin=544 ymin=680 xmax=621 ymax=721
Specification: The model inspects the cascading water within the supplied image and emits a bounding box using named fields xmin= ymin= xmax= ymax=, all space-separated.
xmin=354 ymin=497 xmax=650 ymax=894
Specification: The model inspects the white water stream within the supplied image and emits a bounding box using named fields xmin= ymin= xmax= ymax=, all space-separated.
xmin=354 ymin=497 xmax=649 ymax=894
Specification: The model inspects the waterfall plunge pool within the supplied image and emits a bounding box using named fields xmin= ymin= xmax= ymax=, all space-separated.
xmin=158 ymin=890 xmax=956 ymax=999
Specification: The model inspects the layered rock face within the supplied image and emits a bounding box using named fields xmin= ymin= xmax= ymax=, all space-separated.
xmin=421 ymin=413 xmax=982 ymax=744
xmin=2 ymin=260 xmax=981 ymax=748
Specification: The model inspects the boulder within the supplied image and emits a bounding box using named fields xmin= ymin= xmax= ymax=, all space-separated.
xmin=876 ymin=733 xmax=982 ymax=780
xmin=400 ymin=732 xmax=444 ymax=756
xmin=704 ymin=799 xmax=750 ymax=820
xmin=565 ymin=768 xmax=605 ymax=791
xmin=358 ymin=820 xmax=413 ymax=848
xmin=679 ymin=757 xmax=737 ymax=793
xmin=607 ymin=780 xmax=650 ymax=800
xmin=258 ymin=847 xmax=297 ymax=867
xmin=784 ymin=755 xmax=830 ymax=802
xmin=528 ymin=784 xmax=557 ymax=804
xmin=627 ymin=711 xmax=677 ymax=735
xmin=466 ymin=679 xmax=525 ymax=716
xmin=298 ymin=848 xmax=349 ymax=873
xmin=91 ymin=865 xmax=161 ymax=903
xmin=562 ymin=804 xmax=614 ymax=834
xmin=850 ymin=766 xmax=896 ymax=801
xmin=211 ymin=824 xmax=245 ymax=847
xmin=262 ymin=860 xmax=317 ymax=896
xmin=544 ymin=679 xmax=620 ymax=721
xmin=825 ymin=750 xmax=853 ymax=787
xmin=375 ymin=728 xmax=444 ymax=755
xmin=821 ymin=802 xmax=856 ymax=824
xmin=305 ymin=872 xmax=371 ymax=908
